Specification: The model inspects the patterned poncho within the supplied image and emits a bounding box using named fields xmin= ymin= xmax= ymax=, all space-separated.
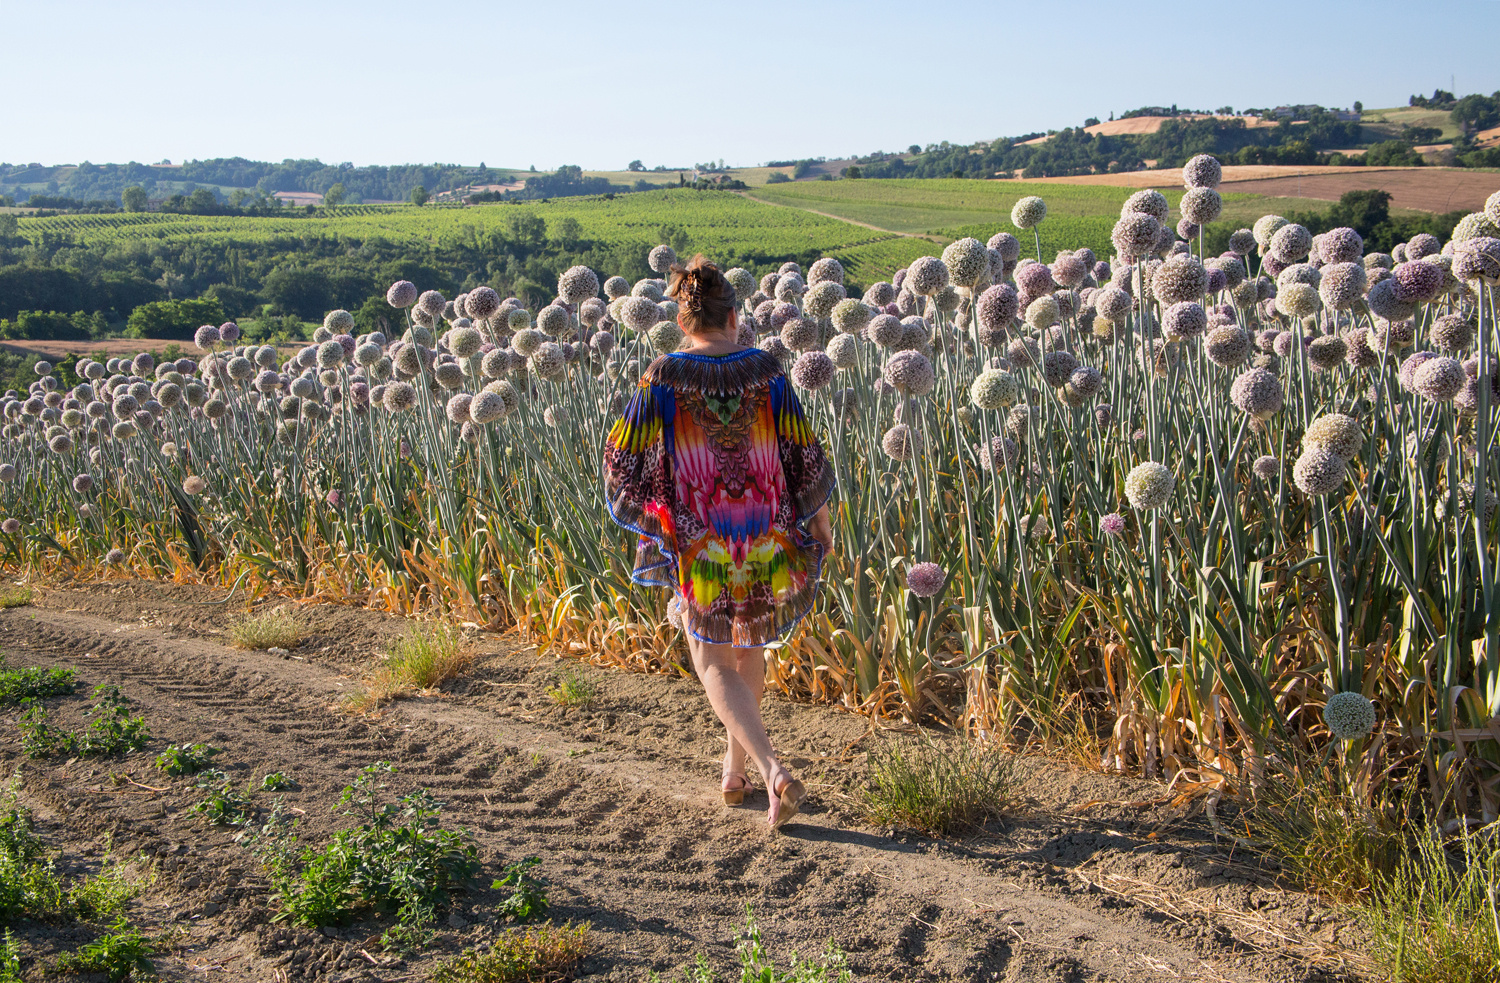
xmin=605 ymin=349 xmax=834 ymax=647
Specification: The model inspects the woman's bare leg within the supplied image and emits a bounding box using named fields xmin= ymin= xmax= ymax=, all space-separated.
xmin=688 ymin=637 xmax=794 ymax=824
xmin=722 ymin=649 xmax=767 ymax=790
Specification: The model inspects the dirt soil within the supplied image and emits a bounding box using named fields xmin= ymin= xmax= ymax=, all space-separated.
xmin=0 ymin=339 xmax=301 ymax=362
xmin=0 ymin=581 xmax=1366 ymax=982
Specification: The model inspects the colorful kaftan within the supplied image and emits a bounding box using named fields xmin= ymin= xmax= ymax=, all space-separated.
xmin=604 ymin=349 xmax=834 ymax=647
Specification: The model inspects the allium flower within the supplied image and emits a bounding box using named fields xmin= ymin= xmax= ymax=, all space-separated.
xmin=1024 ymin=295 xmax=1060 ymax=330
xmin=882 ymin=424 xmax=922 ymax=461
xmin=1252 ymin=215 xmax=1289 ymax=252
xmin=1269 ymin=223 xmax=1312 ymax=263
xmin=1371 ymin=317 xmax=1416 ymax=352
xmin=1413 ymin=356 xmax=1467 ymax=403
xmin=1 ymin=518 xmax=19 ymax=535
xmin=314 ymin=340 xmax=345 ymax=370
xmin=323 ymin=309 xmax=355 ymax=334
xmin=1011 ymin=196 xmax=1047 ymax=229
xmin=906 ymin=562 xmax=946 ymax=597
xmin=722 ymin=267 xmax=757 ymax=301
xmin=1275 ymin=283 xmax=1322 ymax=319
xmin=383 ymin=381 xmax=417 ymax=413
xmin=866 ymin=314 xmax=903 ymax=348
xmin=905 ymin=256 xmax=949 ymax=296
xmin=1452 ymin=212 xmax=1500 ymax=243
xmin=772 ymin=316 xmax=812 ymax=351
xmin=556 ymin=265 xmax=599 ymax=306
xmin=1338 ymin=328 xmax=1375 ymax=370
xmin=826 ymin=333 xmax=859 ymax=369
xmin=1124 ymin=461 xmax=1174 ymax=510
xmin=1293 ymin=447 xmax=1346 ymax=496
xmin=1390 ymin=261 xmax=1444 ymax=304
xmin=1180 ymin=187 xmax=1222 ymax=225
xmin=1112 ymin=212 xmax=1161 ymax=259
xmin=467 ymin=390 xmax=505 ymax=425
xmin=1100 ymin=512 xmax=1126 ymax=536
xmin=48 ymin=434 xmax=73 ymax=454
xmin=103 ymin=546 xmax=125 ymax=564
xmin=970 ymin=369 xmax=1019 ymax=409
xmin=1151 ymin=257 xmax=1207 ymax=305
xmin=1322 ymin=691 xmax=1376 ymax=740
xmin=791 ymin=351 xmax=836 ymax=391
xmin=1252 ymin=455 xmax=1281 ymax=481
xmin=1431 ymin=314 xmax=1474 ymax=353
xmin=1157 ymin=301 xmax=1204 ymax=341
xmin=1122 ymin=189 xmax=1169 ymax=222
xmin=1304 ymin=413 xmax=1364 ymax=460
xmin=511 ymin=328 xmax=549 ymax=358
xmin=1230 ymin=367 xmax=1284 ymax=420
xmin=1041 ymin=350 xmax=1077 ymax=388
xmin=619 ymin=296 xmax=662 ymax=333
xmin=802 ymin=280 xmax=846 ymax=320
xmin=1181 ymin=154 xmax=1222 ymax=190
xmin=532 ymin=305 xmax=568 ymax=338
xmin=194 ymin=324 xmax=221 ymax=350
xmin=941 ymin=238 xmax=990 ymax=289
xmin=183 ymin=475 xmax=208 ymax=495
xmin=883 ymin=350 xmax=936 ymax=396
xmin=416 ymin=290 xmax=446 ymax=319
xmin=0 ymin=465 xmax=14 ymax=483
xmin=530 ymin=342 xmax=566 ymax=379
xmin=387 ymin=280 xmax=418 ymax=308
xmin=1307 ymin=335 xmax=1348 ymax=371
xmin=648 ymin=245 xmax=677 ymax=274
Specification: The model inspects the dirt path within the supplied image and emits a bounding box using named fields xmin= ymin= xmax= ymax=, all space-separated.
xmin=739 ymin=192 xmax=950 ymax=244
xmin=0 ymin=583 xmax=1360 ymax=981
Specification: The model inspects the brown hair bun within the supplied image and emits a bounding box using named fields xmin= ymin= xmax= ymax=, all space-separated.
xmin=667 ymin=254 xmax=736 ymax=335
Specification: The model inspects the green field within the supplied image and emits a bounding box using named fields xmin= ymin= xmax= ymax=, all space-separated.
xmin=1359 ymin=105 xmax=1463 ymax=142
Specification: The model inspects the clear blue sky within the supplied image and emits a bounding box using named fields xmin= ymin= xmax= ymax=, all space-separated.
xmin=7 ymin=0 xmax=1500 ymax=170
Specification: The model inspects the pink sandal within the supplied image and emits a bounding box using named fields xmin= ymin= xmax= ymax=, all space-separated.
xmin=769 ymin=774 xmax=806 ymax=831
xmin=722 ymin=774 xmax=755 ymax=806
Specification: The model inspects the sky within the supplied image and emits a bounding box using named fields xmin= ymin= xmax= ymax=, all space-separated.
xmin=6 ymin=0 xmax=1500 ymax=170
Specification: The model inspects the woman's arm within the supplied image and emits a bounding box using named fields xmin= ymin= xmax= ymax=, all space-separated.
xmin=807 ymin=503 xmax=834 ymax=555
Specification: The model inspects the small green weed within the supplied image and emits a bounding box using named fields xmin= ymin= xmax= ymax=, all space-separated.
xmin=75 ymin=686 xmax=151 ymax=756
xmin=18 ymin=701 xmax=75 ymax=758
xmin=492 ymin=857 xmax=549 ymax=922
xmin=545 ymin=668 xmax=597 ymax=708
xmin=386 ymin=624 xmax=471 ymax=690
xmin=0 ymin=656 xmax=76 ymax=705
xmin=0 ymin=586 xmax=32 ymax=609
xmin=190 ymin=771 xmax=254 ymax=827
xmin=255 ymin=762 xmax=479 ymax=943
xmin=863 ymin=733 xmax=1015 ymax=836
xmin=155 ymin=743 xmax=221 ymax=777
xmin=227 ymin=609 xmax=302 ymax=650
xmin=1364 ymin=822 xmax=1500 ymax=983
xmin=648 ymin=907 xmax=851 ymax=983
xmin=53 ymin=920 xmax=155 ymax=981
xmin=260 ymin=771 xmax=294 ymax=792
xmin=69 ymin=856 xmax=150 ymax=921
xmin=0 ymin=792 xmax=147 ymax=924
xmin=429 ymin=921 xmax=589 ymax=983
xmin=0 ymin=928 xmax=20 ymax=983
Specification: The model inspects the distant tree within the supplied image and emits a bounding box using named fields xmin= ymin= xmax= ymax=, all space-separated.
xmin=0 ymin=215 xmax=18 ymax=240
xmin=121 ymin=186 xmax=148 ymax=212
xmin=1353 ymin=100 xmax=1363 ymax=113
xmin=845 ymin=165 xmax=862 ymax=179
xmin=187 ymin=188 xmax=217 ymax=212
xmin=1083 ymin=117 xmax=1100 ymax=127
xmin=124 ymin=298 xmax=226 ymax=340
xmin=765 ymin=172 xmax=791 ymax=184
xmin=323 ymin=182 xmax=347 ymax=206
xmin=507 ymin=213 xmax=546 ymax=246
xmin=907 ymin=144 xmax=921 ymax=155
xmin=409 ymin=185 xmax=431 ymax=206
xmin=263 ymin=267 xmax=333 ymax=319
xmin=627 ymin=160 xmax=645 ymax=172
xmin=553 ymin=216 xmax=583 ymax=248
xmin=1452 ymin=93 xmax=1500 ymax=133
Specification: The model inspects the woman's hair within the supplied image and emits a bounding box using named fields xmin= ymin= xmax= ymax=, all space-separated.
xmin=666 ymin=254 xmax=736 ymax=334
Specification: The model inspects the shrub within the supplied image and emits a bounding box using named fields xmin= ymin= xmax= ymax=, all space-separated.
xmin=863 ymin=733 xmax=1015 ymax=836
xmin=0 ymin=657 xmax=76 ymax=705
xmin=155 ymin=742 xmax=221 ymax=777
xmin=492 ymin=858 xmax=549 ymax=922
xmin=190 ymin=771 xmax=254 ymax=827
xmin=53 ymin=921 xmax=155 ymax=981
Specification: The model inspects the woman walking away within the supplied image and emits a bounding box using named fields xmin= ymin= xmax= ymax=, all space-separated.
xmin=604 ymin=254 xmax=835 ymax=831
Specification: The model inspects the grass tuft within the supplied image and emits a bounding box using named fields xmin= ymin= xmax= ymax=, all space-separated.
xmin=429 ymin=921 xmax=589 ymax=983
xmin=227 ymin=609 xmax=302 ymax=650
xmin=545 ymin=668 xmax=597 ymax=708
xmin=1364 ymin=823 xmax=1500 ymax=983
xmin=862 ymin=733 xmax=1015 ymax=836
xmin=343 ymin=624 xmax=471 ymax=712
xmin=1242 ymin=761 xmax=1406 ymax=903
xmin=0 ymin=586 xmax=32 ymax=609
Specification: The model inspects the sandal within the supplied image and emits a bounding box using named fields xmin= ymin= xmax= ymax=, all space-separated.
xmin=769 ymin=773 xmax=806 ymax=832
xmin=722 ymin=773 xmax=754 ymax=806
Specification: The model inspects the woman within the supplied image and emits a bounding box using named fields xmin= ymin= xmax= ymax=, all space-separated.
xmin=605 ymin=255 xmax=835 ymax=831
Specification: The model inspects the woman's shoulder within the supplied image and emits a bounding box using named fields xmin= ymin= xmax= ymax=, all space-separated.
xmin=642 ymin=348 xmax=783 ymax=392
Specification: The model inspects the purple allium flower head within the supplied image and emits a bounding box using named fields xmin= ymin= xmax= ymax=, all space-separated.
xmin=906 ymin=562 xmax=946 ymax=597
xmin=72 ymin=473 xmax=93 ymax=493
xmin=1 ymin=518 xmax=18 ymax=535
xmin=1112 ymin=213 xmax=1160 ymax=259
xmin=987 ymin=232 xmax=1021 ymax=263
xmin=1181 ymin=188 xmax=1223 ymax=225
xmin=791 ymin=351 xmax=836 ymax=391
xmin=1252 ymin=455 xmax=1281 ymax=481
xmin=194 ymin=325 xmax=221 ymax=350
xmin=387 ymin=280 xmax=418 ymax=308
xmin=1015 ymin=263 xmax=1055 ymax=296
xmin=1390 ymin=261 xmax=1445 ymax=303
xmin=1319 ymin=227 xmax=1364 ymax=265
xmin=1182 ymin=154 xmax=1222 ymax=190
xmin=325 ymin=489 xmax=341 ymax=507
xmin=1100 ymin=512 xmax=1126 ymax=536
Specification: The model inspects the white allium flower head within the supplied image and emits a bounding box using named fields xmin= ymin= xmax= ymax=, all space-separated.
xmin=1180 ymin=188 xmax=1222 ymax=225
xmin=970 ymin=369 xmax=1019 ymax=409
xmin=603 ymin=276 xmax=630 ymax=300
xmin=648 ymin=245 xmax=677 ymax=274
xmin=537 ymin=305 xmax=571 ymax=338
xmin=804 ymin=280 xmax=847 ymax=320
xmin=323 ymin=309 xmax=355 ymax=333
xmin=648 ymin=321 xmax=684 ymax=355
xmin=1181 ymin=154 xmax=1222 ymax=190
xmin=1122 ymin=189 xmax=1170 ymax=222
xmin=1304 ymin=413 xmax=1364 ymax=461
xmin=942 ymin=237 xmax=990 ymax=289
xmin=386 ymin=280 xmax=418 ymax=308
xmin=1293 ymin=447 xmax=1346 ymax=496
xmin=1011 ymin=196 xmax=1047 ymax=229
xmin=825 ymin=332 xmax=859 ymax=369
xmin=1322 ymin=691 xmax=1376 ymax=740
xmin=883 ymin=350 xmax=936 ymax=397
xmin=808 ymin=257 xmax=846 ymax=287
xmin=906 ymin=256 xmax=949 ymax=296
xmin=1230 ymin=367 xmax=1284 ymax=420
xmin=558 ymin=265 xmax=600 ymax=305
xmin=1124 ymin=462 xmax=1174 ymax=510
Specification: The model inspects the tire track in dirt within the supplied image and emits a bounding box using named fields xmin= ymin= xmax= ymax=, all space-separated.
xmin=0 ymin=598 xmax=1354 ymax=982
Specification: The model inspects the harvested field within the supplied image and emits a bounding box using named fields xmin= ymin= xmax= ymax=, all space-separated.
xmin=0 ymin=580 xmax=1363 ymax=982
